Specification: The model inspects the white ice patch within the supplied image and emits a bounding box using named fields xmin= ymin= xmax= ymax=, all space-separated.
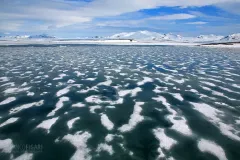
xmin=63 ymin=131 xmax=92 ymax=160
xmin=67 ymin=79 xmax=75 ymax=84
xmin=153 ymin=128 xmax=177 ymax=150
xmin=0 ymin=117 xmax=19 ymax=128
xmin=232 ymin=84 xmax=240 ymax=89
xmin=27 ymin=92 xmax=35 ymax=96
xmin=119 ymin=102 xmax=144 ymax=132
xmin=89 ymin=105 xmax=102 ymax=114
xmin=53 ymin=74 xmax=67 ymax=80
xmin=0 ymin=77 xmax=9 ymax=82
xmin=101 ymin=114 xmax=114 ymax=130
xmin=137 ymin=77 xmax=153 ymax=86
xmin=190 ymin=102 xmax=240 ymax=141
xmin=97 ymin=80 xmax=112 ymax=86
xmin=56 ymin=86 xmax=71 ymax=97
xmin=97 ymin=143 xmax=114 ymax=155
xmin=85 ymin=95 xmax=123 ymax=105
xmin=105 ymin=134 xmax=114 ymax=142
xmin=118 ymin=87 xmax=142 ymax=97
xmin=201 ymin=81 xmax=216 ymax=87
xmin=4 ymin=87 xmax=31 ymax=95
xmin=67 ymin=117 xmax=80 ymax=129
xmin=72 ymin=102 xmax=85 ymax=108
xmin=86 ymin=78 xmax=96 ymax=81
xmin=74 ymin=71 xmax=84 ymax=77
xmin=172 ymin=93 xmax=184 ymax=101
xmin=47 ymin=97 xmax=69 ymax=117
xmin=198 ymin=139 xmax=227 ymax=160
xmin=0 ymin=97 xmax=16 ymax=105
xmin=10 ymin=100 xmax=44 ymax=114
xmin=36 ymin=117 xmax=59 ymax=133
xmin=13 ymin=153 xmax=33 ymax=160
xmin=153 ymin=128 xmax=177 ymax=158
xmin=153 ymin=96 xmax=192 ymax=136
xmin=0 ymin=139 xmax=14 ymax=153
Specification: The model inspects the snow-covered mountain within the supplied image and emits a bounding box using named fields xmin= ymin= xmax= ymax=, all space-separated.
xmin=220 ymin=33 xmax=240 ymax=42
xmin=29 ymin=34 xmax=55 ymax=39
xmin=0 ymin=34 xmax=55 ymax=40
xmin=109 ymin=31 xmax=239 ymax=43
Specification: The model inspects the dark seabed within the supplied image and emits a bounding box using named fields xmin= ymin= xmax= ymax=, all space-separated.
xmin=0 ymin=45 xmax=240 ymax=160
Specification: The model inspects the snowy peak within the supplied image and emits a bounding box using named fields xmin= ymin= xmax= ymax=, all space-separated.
xmin=29 ymin=34 xmax=55 ymax=39
xmin=220 ymin=33 xmax=240 ymax=42
xmin=196 ymin=34 xmax=224 ymax=41
xmin=109 ymin=30 xmax=164 ymax=40
xmin=109 ymin=31 xmax=239 ymax=43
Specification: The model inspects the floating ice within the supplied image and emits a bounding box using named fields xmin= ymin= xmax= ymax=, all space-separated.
xmin=97 ymin=143 xmax=114 ymax=155
xmin=10 ymin=100 xmax=44 ymax=114
xmin=4 ymin=87 xmax=31 ymax=95
xmin=137 ymin=77 xmax=153 ymax=86
xmin=89 ymin=105 xmax=102 ymax=114
xmin=119 ymin=102 xmax=144 ymax=132
xmin=171 ymin=93 xmax=184 ymax=101
xmin=63 ymin=131 xmax=92 ymax=160
xmin=105 ymin=134 xmax=114 ymax=142
xmin=36 ymin=117 xmax=59 ymax=133
xmin=0 ymin=117 xmax=19 ymax=127
xmin=13 ymin=153 xmax=33 ymax=160
xmin=67 ymin=117 xmax=80 ymax=129
xmin=101 ymin=114 xmax=114 ymax=130
xmin=190 ymin=102 xmax=240 ymax=141
xmin=0 ymin=139 xmax=14 ymax=153
xmin=153 ymin=96 xmax=192 ymax=136
xmin=47 ymin=97 xmax=69 ymax=117
xmin=53 ymin=73 xmax=67 ymax=80
xmin=118 ymin=87 xmax=142 ymax=97
xmin=72 ymin=102 xmax=85 ymax=108
xmin=198 ymin=139 xmax=227 ymax=160
xmin=0 ymin=97 xmax=16 ymax=105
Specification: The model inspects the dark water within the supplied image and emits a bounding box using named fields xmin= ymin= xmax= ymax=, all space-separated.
xmin=0 ymin=45 xmax=240 ymax=160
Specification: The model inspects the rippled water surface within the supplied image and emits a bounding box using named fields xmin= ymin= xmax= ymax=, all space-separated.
xmin=0 ymin=45 xmax=240 ymax=160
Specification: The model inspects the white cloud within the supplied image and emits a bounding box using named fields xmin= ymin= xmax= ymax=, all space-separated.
xmin=186 ymin=21 xmax=208 ymax=25
xmin=149 ymin=14 xmax=196 ymax=20
xmin=0 ymin=0 xmax=239 ymax=31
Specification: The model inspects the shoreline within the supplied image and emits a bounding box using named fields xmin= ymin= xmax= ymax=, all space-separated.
xmin=0 ymin=40 xmax=240 ymax=48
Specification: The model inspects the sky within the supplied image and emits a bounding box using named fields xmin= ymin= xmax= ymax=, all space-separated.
xmin=0 ymin=0 xmax=240 ymax=38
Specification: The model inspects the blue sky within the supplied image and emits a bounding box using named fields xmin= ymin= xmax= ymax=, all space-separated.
xmin=0 ymin=0 xmax=240 ymax=38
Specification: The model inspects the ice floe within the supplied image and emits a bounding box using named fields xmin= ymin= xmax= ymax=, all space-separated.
xmin=36 ymin=117 xmax=59 ymax=133
xmin=63 ymin=131 xmax=92 ymax=160
xmin=153 ymin=128 xmax=177 ymax=158
xmin=10 ymin=100 xmax=44 ymax=114
xmin=118 ymin=102 xmax=144 ymax=132
xmin=118 ymin=87 xmax=142 ymax=97
xmin=13 ymin=153 xmax=33 ymax=160
xmin=198 ymin=139 xmax=227 ymax=160
xmin=47 ymin=97 xmax=69 ymax=117
xmin=72 ymin=102 xmax=85 ymax=108
xmin=0 ymin=138 xmax=14 ymax=153
xmin=190 ymin=102 xmax=240 ymax=141
xmin=100 ymin=114 xmax=114 ymax=130
xmin=4 ymin=87 xmax=31 ymax=95
xmin=67 ymin=117 xmax=80 ymax=129
xmin=137 ymin=77 xmax=153 ymax=86
xmin=0 ymin=97 xmax=16 ymax=105
xmin=0 ymin=117 xmax=19 ymax=127
xmin=153 ymin=96 xmax=192 ymax=136
xmin=97 ymin=143 xmax=114 ymax=155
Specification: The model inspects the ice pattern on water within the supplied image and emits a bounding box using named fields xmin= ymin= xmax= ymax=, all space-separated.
xmin=0 ymin=46 xmax=240 ymax=160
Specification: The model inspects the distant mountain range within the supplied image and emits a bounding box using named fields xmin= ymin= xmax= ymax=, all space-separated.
xmin=0 ymin=34 xmax=55 ymax=40
xmin=0 ymin=32 xmax=239 ymax=43
xmin=109 ymin=30 xmax=239 ymax=43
